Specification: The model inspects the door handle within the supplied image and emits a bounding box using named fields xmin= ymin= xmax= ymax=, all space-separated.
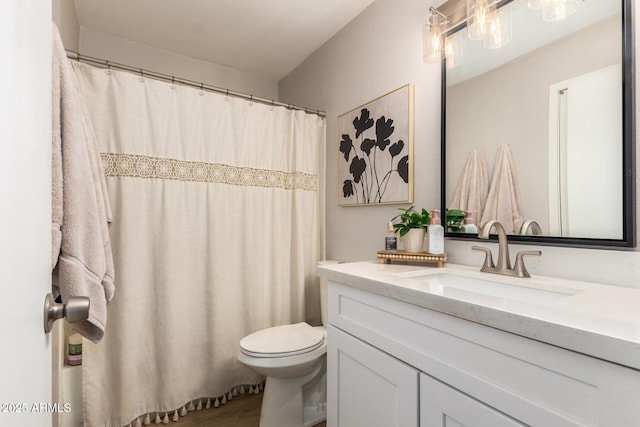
xmin=43 ymin=293 xmax=90 ymax=333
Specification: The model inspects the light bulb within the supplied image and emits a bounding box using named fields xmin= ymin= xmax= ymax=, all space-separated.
xmin=445 ymin=32 xmax=463 ymax=69
xmin=542 ymin=0 xmax=581 ymax=22
xmin=466 ymin=0 xmax=495 ymax=40
xmin=423 ymin=13 xmax=446 ymax=63
xmin=527 ymin=0 xmax=544 ymax=10
xmin=483 ymin=5 xmax=512 ymax=49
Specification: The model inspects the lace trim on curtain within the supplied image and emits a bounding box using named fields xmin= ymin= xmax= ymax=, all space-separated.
xmin=124 ymin=382 xmax=265 ymax=427
xmin=101 ymin=153 xmax=318 ymax=191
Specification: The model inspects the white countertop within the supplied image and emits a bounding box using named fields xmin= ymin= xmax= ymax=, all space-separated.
xmin=317 ymin=261 xmax=640 ymax=370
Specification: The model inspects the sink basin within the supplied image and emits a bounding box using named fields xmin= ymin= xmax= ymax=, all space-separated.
xmin=405 ymin=272 xmax=581 ymax=305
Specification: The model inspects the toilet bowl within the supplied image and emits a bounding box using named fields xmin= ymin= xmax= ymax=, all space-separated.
xmin=237 ymin=323 xmax=327 ymax=427
xmin=237 ymin=261 xmax=334 ymax=427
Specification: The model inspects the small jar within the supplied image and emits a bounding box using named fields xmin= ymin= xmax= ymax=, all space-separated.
xmin=67 ymin=333 xmax=83 ymax=366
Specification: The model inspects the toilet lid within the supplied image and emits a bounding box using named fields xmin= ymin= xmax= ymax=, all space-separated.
xmin=240 ymin=323 xmax=326 ymax=358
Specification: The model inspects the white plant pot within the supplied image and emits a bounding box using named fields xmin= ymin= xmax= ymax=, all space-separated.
xmin=401 ymin=228 xmax=425 ymax=253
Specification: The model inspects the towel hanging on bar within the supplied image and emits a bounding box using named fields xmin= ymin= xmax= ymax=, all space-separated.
xmin=51 ymin=23 xmax=115 ymax=343
xmin=448 ymin=148 xmax=489 ymax=219
xmin=481 ymin=144 xmax=525 ymax=234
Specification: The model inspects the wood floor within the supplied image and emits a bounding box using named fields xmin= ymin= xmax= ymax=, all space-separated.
xmin=171 ymin=392 xmax=326 ymax=427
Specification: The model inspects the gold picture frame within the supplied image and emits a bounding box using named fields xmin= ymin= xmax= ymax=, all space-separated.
xmin=337 ymin=84 xmax=413 ymax=206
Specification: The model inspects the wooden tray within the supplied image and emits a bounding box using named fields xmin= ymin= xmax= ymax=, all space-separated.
xmin=377 ymin=250 xmax=446 ymax=267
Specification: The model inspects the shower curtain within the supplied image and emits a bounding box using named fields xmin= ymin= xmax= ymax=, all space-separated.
xmin=72 ymin=62 xmax=324 ymax=427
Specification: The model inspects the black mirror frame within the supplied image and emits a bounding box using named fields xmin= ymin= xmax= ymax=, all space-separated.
xmin=441 ymin=0 xmax=636 ymax=249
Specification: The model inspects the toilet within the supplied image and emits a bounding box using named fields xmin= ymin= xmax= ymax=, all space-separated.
xmin=237 ymin=262 xmax=333 ymax=427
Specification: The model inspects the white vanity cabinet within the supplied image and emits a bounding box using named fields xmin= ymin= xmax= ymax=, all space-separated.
xmin=420 ymin=374 xmax=526 ymax=427
xmin=327 ymin=281 xmax=640 ymax=427
xmin=328 ymin=325 xmax=419 ymax=426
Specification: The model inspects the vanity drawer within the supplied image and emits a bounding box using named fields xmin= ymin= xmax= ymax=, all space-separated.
xmin=328 ymin=281 xmax=640 ymax=426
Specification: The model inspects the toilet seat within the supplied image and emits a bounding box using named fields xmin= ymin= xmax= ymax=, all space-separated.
xmin=240 ymin=322 xmax=326 ymax=358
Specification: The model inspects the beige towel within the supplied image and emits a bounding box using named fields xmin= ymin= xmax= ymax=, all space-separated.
xmin=51 ymin=23 xmax=115 ymax=343
xmin=448 ymin=148 xmax=488 ymax=218
xmin=481 ymin=144 xmax=524 ymax=234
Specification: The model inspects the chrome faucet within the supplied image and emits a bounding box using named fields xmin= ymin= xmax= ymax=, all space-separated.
xmin=472 ymin=220 xmax=541 ymax=278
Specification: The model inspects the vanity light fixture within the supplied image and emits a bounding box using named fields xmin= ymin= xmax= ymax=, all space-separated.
xmin=423 ymin=7 xmax=449 ymax=63
xmin=426 ymin=0 xmax=518 ymax=67
xmin=465 ymin=0 xmax=512 ymax=48
xmin=466 ymin=0 xmax=496 ymax=40
xmin=431 ymin=0 xmax=583 ymax=64
xmin=424 ymin=7 xmax=464 ymax=68
xmin=483 ymin=4 xmax=513 ymax=49
xmin=527 ymin=0 xmax=582 ymax=22
xmin=445 ymin=31 xmax=464 ymax=68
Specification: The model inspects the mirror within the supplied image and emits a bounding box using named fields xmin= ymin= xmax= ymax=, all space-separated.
xmin=441 ymin=0 xmax=635 ymax=247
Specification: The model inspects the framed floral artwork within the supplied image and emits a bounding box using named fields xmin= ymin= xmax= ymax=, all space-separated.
xmin=338 ymin=84 xmax=413 ymax=206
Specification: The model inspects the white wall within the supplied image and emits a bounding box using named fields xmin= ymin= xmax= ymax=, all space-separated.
xmin=52 ymin=0 xmax=79 ymax=51
xmin=78 ymin=28 xmax=279 ymax=100
xmin=279 ymin=0 xmax=640 ymax=289
xmin=280 ymin=0 xmax=442 ymax=263
xmin=52 ymin=0 xmax=278 ymax=101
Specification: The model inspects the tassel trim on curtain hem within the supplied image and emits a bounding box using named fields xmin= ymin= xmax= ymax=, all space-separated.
xmin=123 ymin=382 xmax=265 ymax=427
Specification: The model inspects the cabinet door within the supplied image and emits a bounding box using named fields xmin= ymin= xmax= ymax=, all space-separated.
xmin=420 ymin=374 xmax=526 ymax=427
xmin=328 ymin=326 xmax=419 ymax=427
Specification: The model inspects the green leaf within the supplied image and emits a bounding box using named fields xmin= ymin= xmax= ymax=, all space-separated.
xmin=389 ymin=206 xmax=431 ymax=232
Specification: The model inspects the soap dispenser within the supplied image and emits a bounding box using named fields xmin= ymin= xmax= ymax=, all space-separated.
xmin=428 ymin=209 xmax=444 ymax=254
xmin=461 ymin=210 xmax=478 ymax=234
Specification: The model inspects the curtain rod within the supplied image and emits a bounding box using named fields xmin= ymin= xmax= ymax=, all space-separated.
xmin=65 ymin=50 xmax=326 ymax=118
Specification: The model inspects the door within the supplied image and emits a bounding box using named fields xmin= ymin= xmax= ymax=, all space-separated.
xmin=327 ymin=326 xmax=419 ymax=427
xmin=420 ymin=374 xmax=526 ymax=427
xmin=0 ymin=2 xmax=53 ymax=427
xmin=548 ymin=65 xmax=622 ymax=238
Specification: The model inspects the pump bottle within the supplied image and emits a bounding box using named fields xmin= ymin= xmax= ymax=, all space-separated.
xmin=428 ymin=209 xmax=444 ymax=254
xmin=461 ymin=210 xmax=478 ymax=234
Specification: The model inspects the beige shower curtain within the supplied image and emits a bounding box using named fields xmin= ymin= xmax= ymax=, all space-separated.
xmin=73 ymin=62 xmax=324 ymax=427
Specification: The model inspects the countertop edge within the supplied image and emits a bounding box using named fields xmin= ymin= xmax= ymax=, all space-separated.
xmin=317 ymin=261 xmax=640 ymax=371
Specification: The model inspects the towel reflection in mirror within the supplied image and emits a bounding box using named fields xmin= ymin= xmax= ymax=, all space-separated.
xmin=449 ymin=144 xmax=526 ymax=235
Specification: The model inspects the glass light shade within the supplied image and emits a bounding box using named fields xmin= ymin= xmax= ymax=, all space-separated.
xmin=423 ymin=14 xmax=446 ymax=63
xmin=483 ymin=6 xmax=512 ymax=49
xmin=542 ymin=0 xmax=581 ymax=22
xmin=526 ymin=0 xmax=544 ymax=10
xmin=445 ymin=32 xmax=463 ymax=69
xmin=466 ymin=0 xmax=495 ymax=40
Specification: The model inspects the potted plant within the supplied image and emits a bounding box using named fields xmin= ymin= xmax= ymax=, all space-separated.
xmin=391 ymin=206 xmax=430 ymax=252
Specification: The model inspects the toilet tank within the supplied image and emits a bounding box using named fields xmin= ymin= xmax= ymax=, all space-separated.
xmin=317 ymin=260 xmax=339 ymax=326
